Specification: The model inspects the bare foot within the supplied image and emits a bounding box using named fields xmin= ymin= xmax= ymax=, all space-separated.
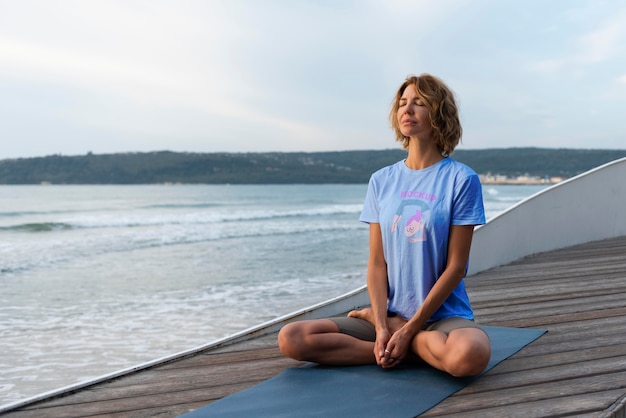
xmin=348 ymin=308 xmax=407 ymax=333
xmin=348 ymin=307 xmax=374 ymax=322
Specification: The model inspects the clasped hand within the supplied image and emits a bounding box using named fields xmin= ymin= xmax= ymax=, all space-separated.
xmin=375 ymin=327 xmax=412 ymax=369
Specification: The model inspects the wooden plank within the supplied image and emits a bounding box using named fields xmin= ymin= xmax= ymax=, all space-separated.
xmin=27 ymin=359 xmax=296 ymax=408
xmin=422 ymin=371 xmax=626 ymax=416
xmin=470 ymin=261 xmax=626 ymax=284
xmin=484 ymin=306 xmax=626 ymax=328
xmin=4 ymin=382 xmax=250 ymax=418
xmin=19 ymin=349 xmax=299 ymax=407
xmin=469 ymin=277 xmax=626 ymax=304
xmin=162 ymin=345 xmax=284 ymax=368
xmin=424 ymin=390 xmax=626 ymax=417
xmin=476 ymin=292 xmax=626 ymax=319
xmin=471 ymin=288 xmax=626 ymax=311
xmin=488 ymin=344 xmax=626 ymax=375
xmin=456 ymin=356 xmax=626 ymax=395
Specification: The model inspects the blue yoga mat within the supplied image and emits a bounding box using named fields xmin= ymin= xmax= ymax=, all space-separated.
xmin=180 ymin=326 xmax=545 ymax=418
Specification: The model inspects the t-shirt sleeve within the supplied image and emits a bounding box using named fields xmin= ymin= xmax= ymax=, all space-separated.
xmin=359 ymin=175 xmax=380 ymax=224
xmin=451 ymin=174 xmax=486 ymax=226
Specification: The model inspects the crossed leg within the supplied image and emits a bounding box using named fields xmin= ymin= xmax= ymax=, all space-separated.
xmin=278 ymin=309 xmax=490 ymax=377
xmin=278 ymin=318 xmax=376 ymax=366
xmin=348 ymin=308 xmax=491 ymax=377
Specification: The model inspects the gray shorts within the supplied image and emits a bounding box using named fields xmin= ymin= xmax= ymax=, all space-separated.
xmin=328 ymin=315 xmax=484 ymax=342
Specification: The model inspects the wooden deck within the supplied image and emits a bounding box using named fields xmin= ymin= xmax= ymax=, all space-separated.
xmin=3 ymin=235 xmax=626 ymax=417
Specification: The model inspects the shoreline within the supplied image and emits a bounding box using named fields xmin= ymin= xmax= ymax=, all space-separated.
xmin=480 ymin=180 xmax=560 ymax=185
xmin=479 ymin=175 xmax=564 ymax=185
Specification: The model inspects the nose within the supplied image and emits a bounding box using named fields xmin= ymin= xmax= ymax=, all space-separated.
xmin=403 ymin=102 xmax=415 ymax=115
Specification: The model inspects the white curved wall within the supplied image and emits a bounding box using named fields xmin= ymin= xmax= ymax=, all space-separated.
xmin=468 ymin=156 xmax=626 ymax=276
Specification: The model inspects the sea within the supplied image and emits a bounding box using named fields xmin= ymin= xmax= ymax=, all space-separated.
xmin=0 ymin=183 xmax=547 ymax=406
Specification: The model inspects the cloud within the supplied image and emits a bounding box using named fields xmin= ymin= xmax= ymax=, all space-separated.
xmin=0 ymin=1 xmax=350 ymax=151
xmin=0 ymin=0 xmax=625 ymax=158
xmin=525 ymin=4 xmax=626 ymax=76
xmin=576 ymin=9 xmax=626 ymax=64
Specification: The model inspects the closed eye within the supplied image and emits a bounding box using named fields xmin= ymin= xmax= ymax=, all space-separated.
xmin=399 ymin=98 xmax=425 ymax=107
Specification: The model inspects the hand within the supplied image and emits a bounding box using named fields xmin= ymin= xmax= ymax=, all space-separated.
xmin=374 ymin=328 xmax=391 ymax=367
xmin=379 ymin=328 xmax=412 ymax=369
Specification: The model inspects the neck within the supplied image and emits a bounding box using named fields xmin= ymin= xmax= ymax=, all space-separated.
xmin=404 ymin=138 xmax=444 ymax=170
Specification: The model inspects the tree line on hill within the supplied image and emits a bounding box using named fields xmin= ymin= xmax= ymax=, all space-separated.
xmin=0 ymin=148 xmax=625 ymax=184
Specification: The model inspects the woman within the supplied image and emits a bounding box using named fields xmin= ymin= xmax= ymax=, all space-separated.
xmin=278 ymin=74 xmax=491 ymax=377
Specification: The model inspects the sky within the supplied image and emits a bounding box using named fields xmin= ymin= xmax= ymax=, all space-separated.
xmin=1 ymin=0 xmax=625 ymax=159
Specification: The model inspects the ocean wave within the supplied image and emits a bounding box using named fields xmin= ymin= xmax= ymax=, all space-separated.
xmin=0 ymin=209 xmax=88 ymax=218
xmin=0 ymin=218 xmax=366 ymax=276
xmin=0 ymin=223 xmax=74 ymax=232
xmin=141 ymin=203 xmax=223 ymax=210
xmin=92 ymin=204 xmax=364 ymax=228
xmin=0 ymin=204 xmax=363 ymax=232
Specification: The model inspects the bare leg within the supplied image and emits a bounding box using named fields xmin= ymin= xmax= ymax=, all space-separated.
xmin=278 ymin=319 xmax=376 ymax=365
xmin=413 ymin=328 xmax=490 ymax=377
xmin=349 ymin=308 xmax=490 ymax=376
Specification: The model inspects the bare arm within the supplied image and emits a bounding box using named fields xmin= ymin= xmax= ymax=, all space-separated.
xmin=366 ymin=223 xmax=390 ymax=365
xmin=383 ymin=225 xmax=475 ymax=364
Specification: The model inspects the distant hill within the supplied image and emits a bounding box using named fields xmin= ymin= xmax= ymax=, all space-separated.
xmin=1 ymin=148 xmax=625 ymax=184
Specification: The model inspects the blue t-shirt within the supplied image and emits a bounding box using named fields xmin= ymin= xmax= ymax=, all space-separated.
xmin=359 ymin=157 xmax=485 ymax=322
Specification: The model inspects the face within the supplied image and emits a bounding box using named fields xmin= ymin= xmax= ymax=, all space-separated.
xmin=405 ymin=219 xmax=422 ymax=237
xmin=397 ymin=84 xmax=432 ymax=140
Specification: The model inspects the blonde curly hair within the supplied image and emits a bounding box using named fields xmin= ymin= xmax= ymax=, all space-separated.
xmin=390 ymin=74 xmax=462 ymax=156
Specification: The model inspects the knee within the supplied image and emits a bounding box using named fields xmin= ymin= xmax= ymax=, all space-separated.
xmin=445 ymin=338 xmax=491 ymax=378
xmin=277 ymin=322 xmax=308 ymax=361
